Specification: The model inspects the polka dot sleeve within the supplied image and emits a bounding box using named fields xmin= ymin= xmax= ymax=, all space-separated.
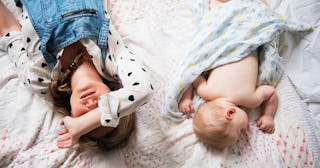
xmin=0 ymin=11 xmax=51 ymax=98
xmin=98 ymin=24 xmax=154 ymax=127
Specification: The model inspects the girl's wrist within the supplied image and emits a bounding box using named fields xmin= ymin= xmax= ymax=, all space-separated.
xmin=75 ymin=108 xmax=101 ymax=136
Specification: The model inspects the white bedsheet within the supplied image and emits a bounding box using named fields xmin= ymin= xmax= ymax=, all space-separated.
xmin=269 ymin=0 xmax=320 ymax=131
xmin=0 ymin=0 xmax=319 ymax=167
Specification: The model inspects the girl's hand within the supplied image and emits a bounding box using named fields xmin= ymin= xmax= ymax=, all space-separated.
xmin=56 ymin=108 xmax=103 ymax=148
xmin=57 ymin=116 xmax=82 ymax=148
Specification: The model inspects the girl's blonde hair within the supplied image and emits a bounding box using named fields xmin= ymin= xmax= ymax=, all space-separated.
xmin=49 ymin=55 xmax=135 ymax=151
xmin=193 ymin=101 xmax=232 ymax=150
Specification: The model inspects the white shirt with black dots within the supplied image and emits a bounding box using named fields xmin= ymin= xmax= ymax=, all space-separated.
xmin=0 ymin=7 xmax=153 ymax=127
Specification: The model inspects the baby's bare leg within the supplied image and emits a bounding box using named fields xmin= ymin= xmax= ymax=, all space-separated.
xmin=256 ymin=85 xmax=278 ymax=133
xmin=178 ymin=85 xmax=194 ymax=114
xmin=0 ymin=2 xmax=21 ymax=36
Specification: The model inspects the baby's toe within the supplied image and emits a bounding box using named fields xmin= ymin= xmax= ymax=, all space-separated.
xmin=259 ymin=124 xmax=271 ymax=133
xmin=256 ymin=119 xmax=262 ymax=127
xmin=261 ymin=126 xmax=274 ymax=134
xmin=259 ymin=124 xmax=266 ymax=131
xmin=267 ymin=127 xmax=275 ymax=134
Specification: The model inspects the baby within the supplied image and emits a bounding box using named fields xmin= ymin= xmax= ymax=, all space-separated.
xmin=178 ymin=52 xmax=278 ymax=150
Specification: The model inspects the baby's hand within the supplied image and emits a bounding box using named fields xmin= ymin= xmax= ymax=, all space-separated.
xmin=178 ymin=98 xmax=194 ymax=114
xmin=57 ymin=116 xmax=81 ymax=148
xmin=256 ymin=115 xmax=275 ymax=134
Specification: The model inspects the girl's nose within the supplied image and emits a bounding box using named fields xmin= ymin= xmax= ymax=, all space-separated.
xmin=86 ymin=99 xmax=98 ymax=110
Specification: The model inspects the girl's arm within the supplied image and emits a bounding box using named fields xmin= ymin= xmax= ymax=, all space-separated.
xmin=98 ymin=24 xmax=153 ymax=127
xmin=1 ymin=2 xmax=52 ymax=98
xmin=57 ymin=108 xmax=111 ymax=148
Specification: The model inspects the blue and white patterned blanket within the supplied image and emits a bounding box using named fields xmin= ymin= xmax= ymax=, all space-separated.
xmin=162 ymin=0 xmax=312 ymax=122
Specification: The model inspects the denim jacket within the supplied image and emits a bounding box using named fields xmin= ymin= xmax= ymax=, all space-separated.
xmin=19 ymin=0 xmax=110 ymax=69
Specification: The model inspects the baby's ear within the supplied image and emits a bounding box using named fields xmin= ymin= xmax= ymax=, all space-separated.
xmin=224 ymin=107 xmax=236 ymax=120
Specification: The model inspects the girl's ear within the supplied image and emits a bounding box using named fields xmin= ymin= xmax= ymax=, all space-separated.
xmin=224 ymin=107 xmax=236 ymax=120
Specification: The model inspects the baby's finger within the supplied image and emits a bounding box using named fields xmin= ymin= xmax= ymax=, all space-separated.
xmin=187 ymin=106 xmax=191 ymax=114
xmin=184 ymin=107 xmax=190 ymax=114
xmin=270 ymin=127 xmax=275 ymax=133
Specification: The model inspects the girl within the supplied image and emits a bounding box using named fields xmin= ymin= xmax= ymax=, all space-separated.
xmin=0 ymin=1 xmax=153 ymax=151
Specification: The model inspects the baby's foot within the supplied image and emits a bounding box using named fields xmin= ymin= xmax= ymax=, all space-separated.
xmin=256 ymin=115 xmax=275 ymax=134
xmin=178 ymin=99 xmax=194 ymax=114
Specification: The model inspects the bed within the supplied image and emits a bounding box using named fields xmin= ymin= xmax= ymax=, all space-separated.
xmin=0 ymin=0 xmax=319 ymax=167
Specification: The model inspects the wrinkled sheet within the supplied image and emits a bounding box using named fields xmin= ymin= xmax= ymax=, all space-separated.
xmin=0 ymin=0 xmax=319 ymax=167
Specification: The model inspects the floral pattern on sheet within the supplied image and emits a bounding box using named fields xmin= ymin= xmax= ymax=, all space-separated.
xmin=276 ymin=124 xmax=314 ymax=167
xmin=223 ymin=123 xmax=279 ymax=167
xmin=0 ymin=124 xmax=90 ymax=167
xmin=107 ymin=0 xmax=144 ymax=30
xmin=0 ymin=129 xmax=20 ymax=166
xmin=222 ymin=123 xmax=313 ymax=167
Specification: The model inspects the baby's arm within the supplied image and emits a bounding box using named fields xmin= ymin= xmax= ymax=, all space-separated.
xmin=178 ymin=74 xmax=208 ymax=114
xmin=254 ymin=85 xmax=278 ymax=133
xmin=57 ymin=108 xmax=111 ymax=148
xmin=193 ymin=74 xmax=210 ymax=100
xmin=178 ymin=85 xmax=194 ymax=114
